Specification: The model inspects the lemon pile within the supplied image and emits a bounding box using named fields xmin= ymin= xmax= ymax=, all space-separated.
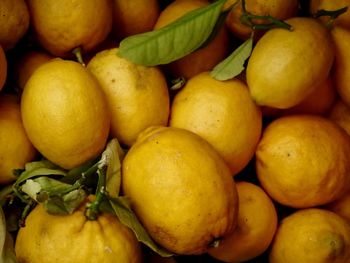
xmin=1 ymin=0 xmax=350 ymax=263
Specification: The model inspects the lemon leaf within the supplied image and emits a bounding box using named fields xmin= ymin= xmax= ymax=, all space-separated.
xmin=109 ymin=197 xmax=174 ymax=257
xmin=210 ymin=36 xmax=253 ymax=81
xmin=99 ymin=139 xmax=125 ymax=198
xmin=118 ymin=0 xmax=227 ymax=66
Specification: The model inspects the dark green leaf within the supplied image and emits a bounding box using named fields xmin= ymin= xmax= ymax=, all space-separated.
xmin=109 ymin=197 xmax=173 ymax=257
xmin=210 ymin=37 xmax=253 ymax=81
xmin=118 ymin=0 xmax=226 ymax=66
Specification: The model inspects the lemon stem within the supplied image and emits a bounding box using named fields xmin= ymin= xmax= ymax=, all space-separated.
xmin=85 ymin=165 xmax=107 ymax=220
xmin=313 ymin=6 xmax=348 ymax=28
xmin=240 ymin=0 xmax=292 ymax=31
xmin=72 ymin=47 xmax=86 ymax=67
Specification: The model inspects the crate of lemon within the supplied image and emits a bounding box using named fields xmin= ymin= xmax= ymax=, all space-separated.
xmin=1 ymin=0 xmax=350 ymax=262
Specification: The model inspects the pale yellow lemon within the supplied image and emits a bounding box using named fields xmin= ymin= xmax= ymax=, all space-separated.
xmin=256 ymin=115 xmax=350 ymax=208
xmin=87 ymin=48 xmax=170 ymax=147
xmin=26 ymin=0 xmax=113 ymax=57
xmin=170 ymin=72 xmax=262 ymax=175
xmin=15 ymin=197 xmax=143 ymax=263
xmin=122 ymin=126 xmax=238 ymax=255
xmin=208 ymin=181 xmax=278 ymax=263
xmin=246 ymin=17 xmax=334 ymax=109
xmin=21 ymin=59 xmax=110 ymax=169
xmin=0 ymin=94 xmax=37 ymax=184
xmin=269 ymin=208 xmax=350 ymax=263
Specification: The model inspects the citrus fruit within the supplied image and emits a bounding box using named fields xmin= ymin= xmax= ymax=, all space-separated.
xmin=326 ymin=190 xmax=350 ymax=224
xmin=87 ymin=48 xmax=170 ymax=147
xmin=170 ymin=72 xmax=262 ymax=175
xmin=208 ymin=181 xmax=278 ymax=263
xmin=331 ymin=26 xmax=350 ymax=107
xmin=256 ymin=115 xmax=350 ymax=208
xmin=122 ymin=126 xmax=238 ymax=255
xmin=0 ymin=45 xmax=7 ymax=91
xmin=246 ymin=17 xmax=334 ymax=109
xmin=328 ymin=99 xmax=350 ymax=135
xmin=310 ymin=0 xmax=350 ymax=29
xmin=0 ymin=0 xmax=30 ymax=50
xmin=154 ymin=0 xmax=229 ymax=79
xmin=0 ymin=94 xmax=37 ymax=184
xmin=269 ymin=208 xmax=350 ymax=263
xmin=224 ymin=0 xmax=299 ymax=40
xmin=21 ymin=59 xmax=110 ymax=169
xmin=14 ymin=50 xmax=53 ymax=90
xmin=262 ymin=76 xmax=336 ymax=117
xmin=26 ymin=0 xmax=113 ymax=57
xmin=15 ymin=197 xmax=143 ymax=263
xmin=112 ymin=0 xmax=160 ymax=39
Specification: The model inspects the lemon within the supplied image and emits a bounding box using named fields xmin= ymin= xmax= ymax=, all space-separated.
xmin=21 ymin=59 xmax=110 ymax=169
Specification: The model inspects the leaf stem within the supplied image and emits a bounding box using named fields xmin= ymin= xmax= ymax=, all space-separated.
xmin=72 ymin=47 xmax=86 ymax=67
xmin=85 ymin=165 xmax=107 ymax=220
xmin=240 ymin=0 xmax=292 ymax=31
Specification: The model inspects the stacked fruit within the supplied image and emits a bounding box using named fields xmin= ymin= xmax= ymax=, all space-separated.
xmin=1 ymin=0 xmax=350 ymax=263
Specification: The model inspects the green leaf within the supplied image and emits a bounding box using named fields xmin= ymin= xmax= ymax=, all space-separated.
xmin=14 ymin=160 xmax=67 ymax=187
xmin=210 ymin=37 xmax=253 ymax=81
xmin=118 ymin=0 xmax=227 ymax=66
xmin=109 ymin=197 xmax=173 ymax=257
xmin=99 ymin=139 xmax=125 ymax=198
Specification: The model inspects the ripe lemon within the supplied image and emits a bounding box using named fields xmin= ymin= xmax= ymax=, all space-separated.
xmin=87 ymin=48 xmax=170 ymax=147
xmin=328 ymin=99 xmax=350 ymax=135
xmin=0 ymin=0 xmax=29 ymax=50
xmin=0 ymin=45 xmax=7 ymax=91
xmin=256 ymin=115 xmax=350 ymax=208
xmin=170 ymin=72 xmax=262 ymax=175
xmin=122 ymin=126 xmax=238 ymax=255
xmin=0 ymin=94 xmax=37 ymax=184
xmin=21 ymin=59 xmax=110 ymax=169
xmin=262 ymin=76 xmax=336 ymax=117
xmin=331 ymin=26 xmax=350 ymax=107
xmin=14 ymin=50 xmax=53 ymax=90
xmin=326 ymin=190 xmax=350 ymax=224
xmin=246 ymin=17 xmax=334 ymax=109
xmin=208 ymin=181 xmax=278 ymax=263
xmin=26 ymin=0 xmax=113 ymax=57
xmin=269 ymin=208 xmax=350 ymax=263
xmin=15 ymin=197 xmax=143 ymax=263
xmin=154 ymin=0 xmax=229 ymax=79
xmin=224 ymin=0 xmax=299 ymax=40
xmin=112 ymin=0 xmax=160 ymax=39
xmin=310 ymin=0 xmax=350 ymax=29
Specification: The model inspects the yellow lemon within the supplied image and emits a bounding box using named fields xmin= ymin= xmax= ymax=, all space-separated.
xmin=0 ymin=94 xmax=37 ymax=184
xmin=154 ymin=0 xmax=229 ymax=79
xmin=208 ymin=181 xmax=278 ymax=263
xmin=112 ymin=0 xmax=160 ymax=39
xmin=122 ymin=126 xmax=238 ymax=255
xmin=21 ymin=59 xmax=110 ymax=169
xmin=256 ymin=115 xmax=350 ymax=208
xmin=224 ymin=0 xmax=299 ymax=40
xmin=15 ymin=197 xmax=143 ymax=263
xmin=331 ymin=26 xmax=350 ymax=107
xmin=0 ymin=0 xmax=29 ymax=50
xmin=14 ymin=50 xmax=53 ymax=90
xmin=170 ymin=72 xmax=262 ymax=175
xmin=269 ymin=208 xmax=350 ymax=263
xmin=26 ymin=0 xmax=113 ymax=57
xmin=87 ymin=48 xmax=170 ymax=147
xmin=246 ymin=17 xmax=334 ymax=109
xmin=328 ymin=99 xmax=350 ymax=135
xmin=326 ymin=190 xmax=350 ymax=224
